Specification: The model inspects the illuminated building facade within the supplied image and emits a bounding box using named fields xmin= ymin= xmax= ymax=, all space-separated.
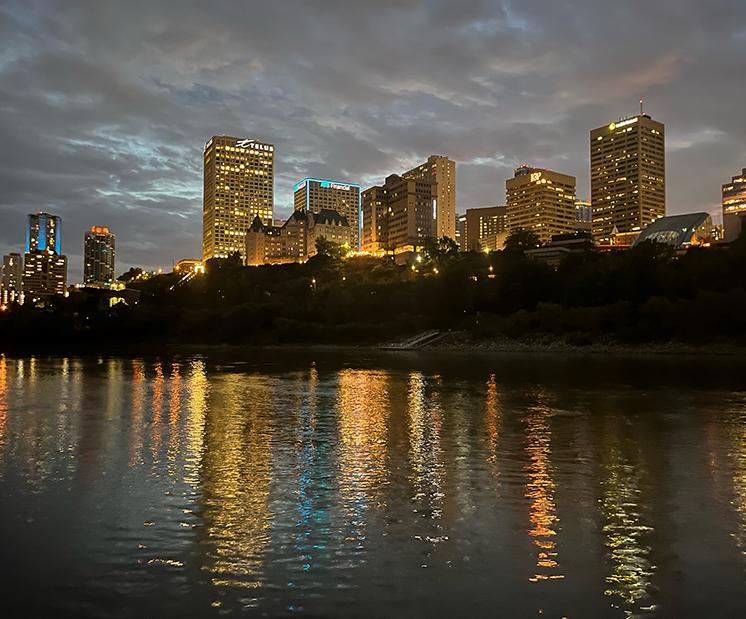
xmin=293 ymin=178 xmax=361 ymax=249
xmin=506 ymin=166 xmax=577 ymax=245
xmin=361 ymin=186 xmax=388 ymax=253
xmin=462 ymin=205 xmax=507 ymax=251
xmin=23 ymin=212 xmax=67 ymax=301
xmin=84 ymin=226 xmax=116 ymax=286
xmin=361 ymin=174 xmax=434 ymax=255
xmin=575 ymin=200 xmax=592 ymax=233
xmin=591 ymin=113 xmax=665 ymax=244
xmin=174 ymin=259 xmax=204 ymax=274
xmin=402 ymin=155 xmax=457 ymax=240
xmin=1 ymin=253 xmax=22 ymax=304
xmin=722 ymin=168 xmax=746 ymax=242
xmin=202 ymin=136 xmax=274 ymax=262
xmin=632 ymin=212 xmax=715 ymax=249
xmin=245 ymin=209 xmax=353 ymax=265
xmin=455 ymin=213 xmax=467 ymax=249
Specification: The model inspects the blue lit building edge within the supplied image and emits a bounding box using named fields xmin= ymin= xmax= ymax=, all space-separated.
xmin=292 ymin=178 xmax=362 ymax=251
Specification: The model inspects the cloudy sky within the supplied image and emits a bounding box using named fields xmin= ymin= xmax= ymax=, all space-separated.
xmin=1 ymin=0 xmax=745 ymax=281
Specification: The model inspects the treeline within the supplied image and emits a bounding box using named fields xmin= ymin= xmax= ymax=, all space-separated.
xmin=3 ymin=231 xmax=746 ymax=352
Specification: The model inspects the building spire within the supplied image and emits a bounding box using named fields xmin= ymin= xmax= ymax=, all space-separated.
xmin=640 ymin=96 xmax=644 ymax=115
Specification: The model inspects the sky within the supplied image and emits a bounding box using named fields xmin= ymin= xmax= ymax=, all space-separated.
xmin=1 ymin=0 xmax=745 ymax=282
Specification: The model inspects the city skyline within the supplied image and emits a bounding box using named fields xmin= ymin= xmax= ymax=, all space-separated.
xmin=1 ymin=1 xmax=745 ymax=281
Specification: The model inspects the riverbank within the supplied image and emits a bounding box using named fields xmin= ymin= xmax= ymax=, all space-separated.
xmin=2 ymin=330 xmax=743 ymax=358
xmin=161 ymin=331 xmax=745 ymax=358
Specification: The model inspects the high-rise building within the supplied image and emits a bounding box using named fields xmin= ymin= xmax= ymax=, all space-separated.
xmin=361 ymin=186 xmax=388 ymax=253
xmin=401 ymin=155 xmax=457 ymax=240
xmin=591 ymin=112 xmax=665 ymax=244
xmin=361 ymin=174 xmax=434 ymax=255
xmin=1 ymin=252 xmax=22 ymax=305
xmin=506 ymin=166 xmax=577 ymax=245
xmin=575 ymin=200 xmax=592 ymax=233
xmin=293 ymin=178 xmax=361 ymax=249
xmin=23 ymin=212 xmax=67 ymax=302
xmin=84 ymin=226 xmax=116 ymax=287
xmin=202 ymin=135 xmax=274 ymax=262
xmin=360 ymin=155 xmax=456 ymax=254
xmin=455 ymin=213 xmax=467 ymax=249
xmin=462 ymin=206 xmax=507 ymax=251
xmin=722 ymin=168 xmax=746 ymax=242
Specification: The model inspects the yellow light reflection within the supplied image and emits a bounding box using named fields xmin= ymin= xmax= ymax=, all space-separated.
xmin=485 ymin=374 xmax=501 ymax=466
xmin=337 ymin=369 xmax=390 ymax=515
xmin=407 ymin=372 xmax=445 ymax=523
xmin=524 ymin=403 xmax=564 ymax=583
xmin=201 ymin=374 xmax=273 ymax=593
xmin=129 ymin=359 xmax=146 ymax=467
xmin=601 ymin=446 xmax=655 ymax=612
xmin=0 ymin=356 xmax=7 ymax=455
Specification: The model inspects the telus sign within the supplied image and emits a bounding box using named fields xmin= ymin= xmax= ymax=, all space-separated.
xmin=235 ymin=139 xmax=274 ymax=151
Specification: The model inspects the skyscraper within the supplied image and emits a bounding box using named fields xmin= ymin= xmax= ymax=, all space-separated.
xmin=23 ymin=212 xmax=67 ymax=302
xmin=293 ymin=178 xmax=361 ymax=249
xmin=401 ymin=155 xmax=457 ymax=240
xmin=722 ymin=168 xmax=746 ymax=242
xmin=1 ymin=253 xmax=22 ymax=305
xmin=455 ymin=213 xmax=467 ymax=249
xmin=360 ymin=155 xmax=457 ymax=255
xmin=506 ymin=166 xmax=577 ymax=245
xmin=202 ymin=136 xmax=274 ymax=262
xmin=361 ymin=186 xmax=388 ymax=253
xmin=591 ymin=112 xmax=665 ymax=244
xmin=361 ymin=174 xmax=434 ymax=255
xmin=575 ymin=200 xmax=592 ymax=233
xmin=84 ymin=226 xmax=116 ymax=286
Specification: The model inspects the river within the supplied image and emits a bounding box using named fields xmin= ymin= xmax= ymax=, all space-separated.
xmin=0 ymin=351 xmax=744 ymax=617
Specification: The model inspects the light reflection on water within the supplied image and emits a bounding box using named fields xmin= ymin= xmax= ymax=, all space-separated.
xmin=0 ymin=354 xmax=745 ymax=617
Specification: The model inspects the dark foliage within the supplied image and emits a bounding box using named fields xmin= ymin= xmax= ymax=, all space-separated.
xmin=4 ymin=230 xmax=746 ymax=352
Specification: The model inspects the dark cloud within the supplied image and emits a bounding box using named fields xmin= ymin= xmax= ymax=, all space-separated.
xmin=1 ymin=0 xmax=744 ymax=280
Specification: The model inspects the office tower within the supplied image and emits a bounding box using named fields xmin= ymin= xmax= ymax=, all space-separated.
xmin=575 ymin=200 xmax=592 ymax=233
xmin=361 ymin=174 xmax=434 ymax=255
xmin=505 ymin=166 xmax=577 ymax=245
xmin=202 ymin=136 xmax=274 ymax=262
xmin=361 ymin=186 xmax=388 ymax=253
xmin=1 ymin=253 xmax=22 ymax=304
xmin=84 ymin=226 xmax=116 ymax=286
xmin=293 ymin=178 xmax=361 ymax=249
xmin=455 ymin=213 xmax=467 ymax=249
xmin=722 ymin=168 xmax=746 ymax=242
xmin=462 ymin=206 xmax=507 ymax=251
xmin=591 ymin=112 xmax=665 ymax=244
xmin=23 ymin=212 xmax=67 ymax=301
xmin=402 ymin=155 xmax=457 ymax=240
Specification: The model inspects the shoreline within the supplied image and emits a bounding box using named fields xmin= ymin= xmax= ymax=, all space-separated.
xmin=1 ymin=334 xmax=743 ymax=358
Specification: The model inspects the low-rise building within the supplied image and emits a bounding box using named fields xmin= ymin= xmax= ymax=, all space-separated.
xmin=245 ymin=209 xmax=353 ymax=265
xmin=525 ymin=231 xmax=594 ymax=268
xmin=632 ymin=212 xmax=715 ymax=250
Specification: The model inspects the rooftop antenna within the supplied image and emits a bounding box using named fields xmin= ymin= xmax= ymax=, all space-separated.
xmin=640 ymin=96 xmax=644 ymax=116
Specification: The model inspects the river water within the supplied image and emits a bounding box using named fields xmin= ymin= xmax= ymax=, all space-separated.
xmin=0 ymin=351 xmax=745 ymax=617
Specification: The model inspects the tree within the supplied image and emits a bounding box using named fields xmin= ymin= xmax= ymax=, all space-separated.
xmin=503 ymin=229 xmax=541 ymax=256
xmin=118 ymin=267 xmax=143 ymax=283
xmin=205 ymin=252 xmax=243 ymax=274
xmin=422 ymin=236 xmax=459 ymax=263
xmin=314 ymin=237 xmax=349 ymax=260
